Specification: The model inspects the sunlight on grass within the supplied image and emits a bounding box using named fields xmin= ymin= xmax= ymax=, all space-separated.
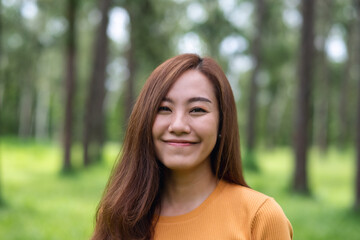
xmin=0 ymin=139 xmax=359 ymax=240
xmin=0 ymin=138 xmax=119 ymax=240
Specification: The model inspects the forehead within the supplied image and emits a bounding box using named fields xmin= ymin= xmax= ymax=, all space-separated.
xmin=165 ymin=70 xmax=216 ymax=100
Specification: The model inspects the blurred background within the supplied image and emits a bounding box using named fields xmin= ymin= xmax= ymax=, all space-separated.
xmin=0 ymin=0 xmax=360 ymax=239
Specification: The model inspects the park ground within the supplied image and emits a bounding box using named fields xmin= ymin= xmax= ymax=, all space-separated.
xmin=0 ymin=138 xmax=359 ymax=240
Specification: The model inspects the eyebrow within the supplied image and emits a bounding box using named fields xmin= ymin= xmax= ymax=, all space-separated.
xmin=163 ymin=97 xmax=212 ymax=104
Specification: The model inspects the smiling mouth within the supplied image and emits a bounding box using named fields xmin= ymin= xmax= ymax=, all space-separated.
xmin=163 ymin=140 xmax=197 ymax=146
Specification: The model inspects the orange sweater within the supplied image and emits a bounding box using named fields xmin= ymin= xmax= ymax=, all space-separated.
xmin=154 ymin=180 xmax=293 ymax=239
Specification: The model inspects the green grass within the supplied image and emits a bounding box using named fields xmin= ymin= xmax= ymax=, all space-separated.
xmin=245 ymin=147 xmax=359 ymax=240
xmin=0 ymin=139 xmax=359 ymax=239
xmin=0 ymin=138 xmax=119 ymax=240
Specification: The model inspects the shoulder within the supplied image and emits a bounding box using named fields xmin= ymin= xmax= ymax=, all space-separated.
xmin=219 ymin=181 xmax=293 ymax=239
xmin=250 ymin=197 xmax=293 ymax=239
xmin=219 ymin=181 xmax=271 ymax=210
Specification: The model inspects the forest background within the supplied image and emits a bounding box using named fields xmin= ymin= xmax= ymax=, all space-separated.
xmin=1 ymin=0 xmax=360 ymax=239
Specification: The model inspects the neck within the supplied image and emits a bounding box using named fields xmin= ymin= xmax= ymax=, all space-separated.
xmin=161 ymin=161 xmax=218 ymax=216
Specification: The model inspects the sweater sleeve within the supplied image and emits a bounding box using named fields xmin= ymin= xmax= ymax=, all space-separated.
xmin=251 ymin=198 xmax=293 ymax=240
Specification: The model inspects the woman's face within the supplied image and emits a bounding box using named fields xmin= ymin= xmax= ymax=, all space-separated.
xmin=152 ymin=70 xmax=219 ymax=174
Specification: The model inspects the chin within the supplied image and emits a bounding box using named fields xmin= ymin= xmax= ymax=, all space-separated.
xmin=163 ymin=162 xmax=194 ymax=171
xmin=160 ymin=156 xmax=209 ymax=173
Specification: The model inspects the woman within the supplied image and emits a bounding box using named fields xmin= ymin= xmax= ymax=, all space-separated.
xmin=91 ymin=54 xmax=293 ymax=239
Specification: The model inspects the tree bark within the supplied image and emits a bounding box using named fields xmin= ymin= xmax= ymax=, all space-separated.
xmin=0 ymin=0 xmax=3 ymax=111
xmin=35 ymin=80 xmax=50 ymax=140
xmin=83 ymin=0 xmax=111 ymax=166
xmin=123 ymin=0 xmax=174 ymax=125
xmin=0 ymin=1 xmax=3 ymax=205
xmin=313 ymin=0 xmax=332 ymax=153
xmin=338 ymin=19 xmax=355 ymax=149
xmin=18 ymin=80 xmax=33 ymax=138
xmin=125 ymin=33 xmax=135 ymax=122
xmin=245 ymin=0 xmax=265 ymax=169
xmin=293 ymin=0 xmax=315 ymax=194
xmin=63 ymin=0 xmax=77 ymax=171
xmin=266 ymin=86 xmax=288 ymax=147
xmin=124 ymin=0 xmax=149 ymax=123
xmin=354 ymin=0 xmax=360 ymax=210
xmin=355 ymin=54 xmax=360 ymax=209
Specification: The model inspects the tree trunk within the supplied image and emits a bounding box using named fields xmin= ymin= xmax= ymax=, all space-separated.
xmin=266 ymin=86 xmax=288 ymax=147
xmin=0 ymin=1 xmax=3 ymax=205
xmin=293 ymin=0 xmax=315 ymax=194
xmin=124 ymin=0 xmax=146 ymax=123
xmin=313 ymin=1 xmax=332 ymax=154
xmin=63 ymin=0 xmax=77 ymax=171
xmin=123 ymin=0 xmax=174 ymax=125
xmin=125 ymin=35 xmax=135 ymax=122
xmin=354 ymin=0 xmax=360 ymax=210
xmin=18 ymin=80 xmax=34 ymax=138
xmin=0 ymin=80 xmax=3 ymax=111
xmin=355 ymin=54 xmax=360 ymax=210
xmin=245 ymin=0 xmax=265 ymax=170
xmin=0 ymin=1 xmax=3 ymax=112
xmin=35 ymin=80 xmax=50 ymax=140
xmin=83 ymin=0 xmax=111 ymax=166
xmin=338 ymin=19 xmax=355 ymax=149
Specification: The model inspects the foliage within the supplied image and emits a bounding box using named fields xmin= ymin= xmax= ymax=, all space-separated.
xmin=1 ymin=0 xmax=358 ymax=147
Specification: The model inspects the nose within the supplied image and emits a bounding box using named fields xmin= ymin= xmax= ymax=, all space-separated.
xmin=168 ymin=112 xmax=191 ymax=135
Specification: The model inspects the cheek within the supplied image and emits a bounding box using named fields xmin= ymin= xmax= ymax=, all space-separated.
xmin=198 ymin=117 xmax=219 ymax=136
xmin=152 ymin=116 xmax=163 ymax=138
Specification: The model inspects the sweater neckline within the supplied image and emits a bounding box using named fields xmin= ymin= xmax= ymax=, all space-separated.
xmin=157 ymin=180 xmax=226 ymax=223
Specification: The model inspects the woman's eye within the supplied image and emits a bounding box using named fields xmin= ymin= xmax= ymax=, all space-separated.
xmin=158 ymin=106 xmax=171 ymax=112
xmin=190 ymin=108 xmax=207 ymax=113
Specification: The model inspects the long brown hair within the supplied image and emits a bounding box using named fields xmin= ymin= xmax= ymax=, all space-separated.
xmin=91 ymin=54 xmax=248 ymax=240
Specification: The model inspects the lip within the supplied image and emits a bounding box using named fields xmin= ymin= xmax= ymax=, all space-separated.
xmin=163 ymin=139 xmax=197 ymax=146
